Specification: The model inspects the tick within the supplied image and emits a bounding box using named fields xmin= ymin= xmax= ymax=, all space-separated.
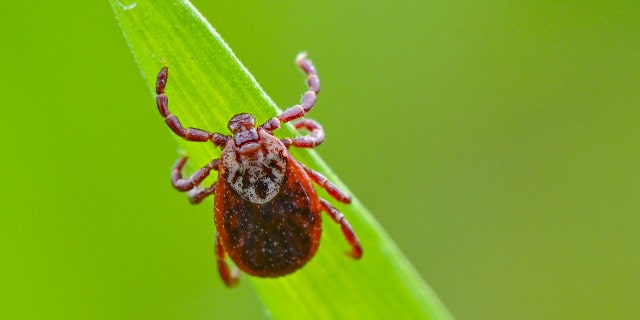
xmin=155 ymin=53 xmax=362 ymax=287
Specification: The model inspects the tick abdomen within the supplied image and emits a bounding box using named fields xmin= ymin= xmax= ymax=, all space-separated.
xmin=215 ymin=160 xmax=322 ymax=277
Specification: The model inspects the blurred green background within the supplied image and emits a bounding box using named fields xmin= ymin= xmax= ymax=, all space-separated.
xmin=2 ymin=1 xmax=639 ymax=319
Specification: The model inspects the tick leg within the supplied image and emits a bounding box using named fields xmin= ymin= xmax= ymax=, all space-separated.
xmin=215 ymin=233 xmax=240 ymax=287
xmin=320 ymin=199 xmax=362 ymax=259
xmin=171 ymin=156 xmax=219 ymax=192
xmin=260 ymin=53 xmax=320 ymax=131
xmin=303 ymin=166 xmax=351 ymax=204
xmin=156 ymin=67 xmax=230 ymax=148
xmin=282 ymin=118 xmax=325 ymax=148
xmin=277 ymin=53 xmax=320 ymax=123
xmin=187 ymin=182 xmax=217 ymax=204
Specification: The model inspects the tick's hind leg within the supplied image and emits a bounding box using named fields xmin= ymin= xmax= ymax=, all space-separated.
xmin=171 ymin=156 xmax=219 ymax=194
xmin=320 ymin=199 xmax=362 ymax=259
xmin=303 ymin=166 xmax=351 ymax=204
xmin=215 ymin=233 xmax=240 ymax=287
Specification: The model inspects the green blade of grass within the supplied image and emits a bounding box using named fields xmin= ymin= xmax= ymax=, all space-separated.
xmin=110 ymin=0 xmax=453 ymax=318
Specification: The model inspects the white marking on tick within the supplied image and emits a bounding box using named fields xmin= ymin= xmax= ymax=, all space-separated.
xmin=221 ymin=131 xmax=287 ymax=204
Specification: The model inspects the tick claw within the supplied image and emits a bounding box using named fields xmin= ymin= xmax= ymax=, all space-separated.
xmin=347 ymin=247 xmax=363 ymax=260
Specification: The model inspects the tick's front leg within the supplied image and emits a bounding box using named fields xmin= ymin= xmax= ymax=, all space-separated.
xmin=281 ymin=118 xmax=325 ymax=149
xmin=259 ymin=53 xmax=321 ymax=132
xmin=156 ymin=67 xmax=230 ymax=148
xmin=277 ymin=53 xmax=320 ymax=123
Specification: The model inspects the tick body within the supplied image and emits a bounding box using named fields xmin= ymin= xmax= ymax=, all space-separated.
xmin=155 ymin=54 xmax=362 ymax=287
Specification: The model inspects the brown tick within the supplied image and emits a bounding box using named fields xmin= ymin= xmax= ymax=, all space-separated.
xmin=155 ymin=53 xmax=362 ymax=287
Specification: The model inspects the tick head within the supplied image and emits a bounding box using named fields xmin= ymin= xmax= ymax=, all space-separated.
xmin=228 ymin=113 xmax=260 ymax=153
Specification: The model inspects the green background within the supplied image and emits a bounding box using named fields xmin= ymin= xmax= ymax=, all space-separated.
xmin=2 ymin=1 xmax=639 ymax=319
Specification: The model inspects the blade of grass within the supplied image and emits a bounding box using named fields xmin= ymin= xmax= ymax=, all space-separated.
xmin=110 ymin=0 xmax=453 ymax=318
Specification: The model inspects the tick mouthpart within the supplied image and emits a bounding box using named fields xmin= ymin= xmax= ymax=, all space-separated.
xmin=228 ymin=113 xmax=256 ymax=133
xmin=234 ymin=129 xmax=260 ymax=153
